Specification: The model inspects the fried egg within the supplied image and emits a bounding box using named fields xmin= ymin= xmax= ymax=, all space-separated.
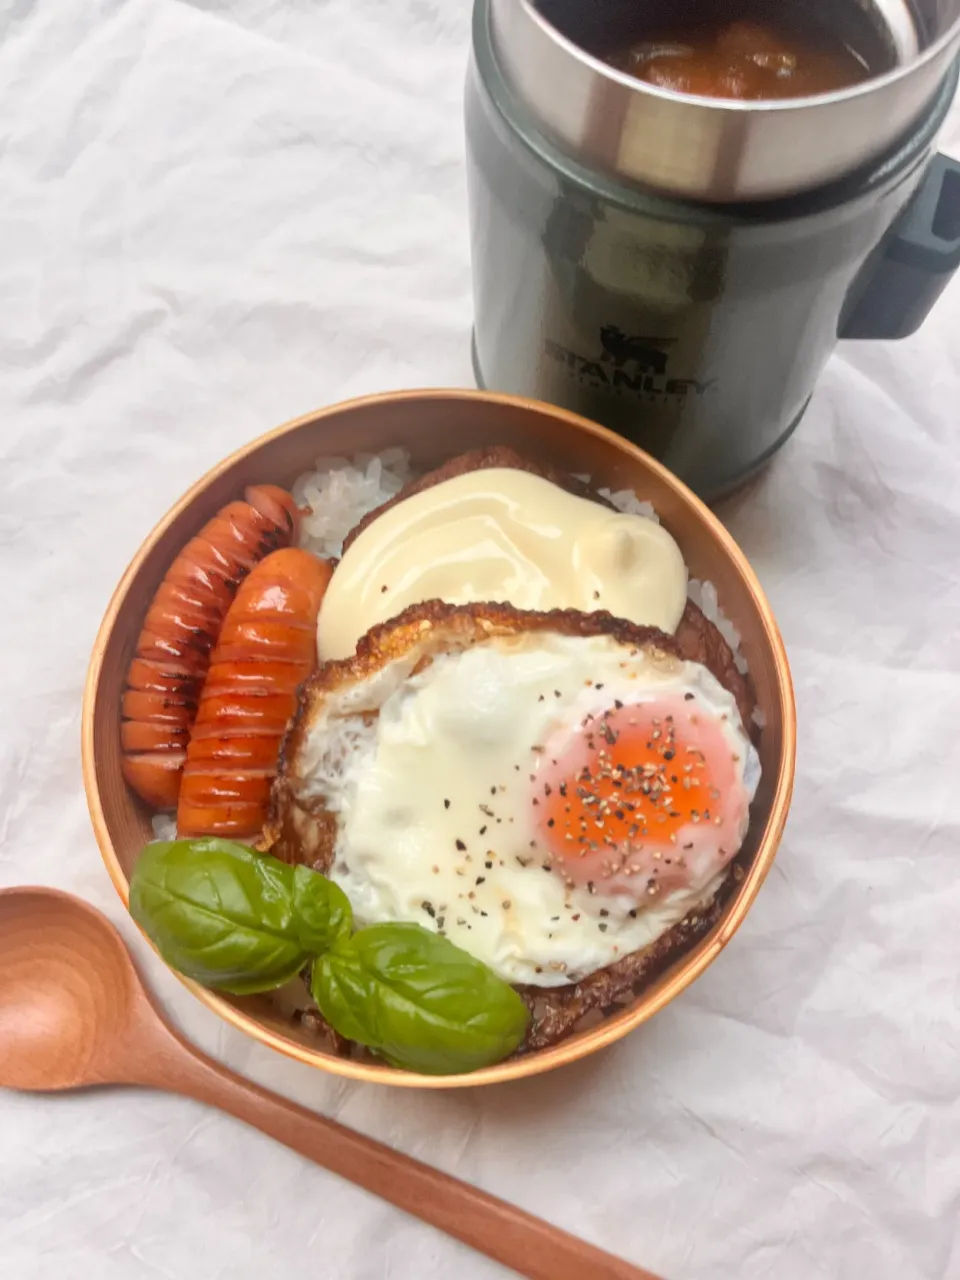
xmin=277 ymin=610 xmax=760 ymax=987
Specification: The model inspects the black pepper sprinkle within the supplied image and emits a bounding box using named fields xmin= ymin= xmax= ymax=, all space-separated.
xmin=421 ymin=902 xmax=436 ymax=918
xmin=444 ymin=798 xmax=450 ymax=809
xmin=547 ymin=818 xmax=555 ymax=828
xmin=485 ymin=860 xmax=493 ymax=869
xmin=629 ymin=909 xmax=638 ymax=919
xmin=480 ymin=911 xmax=488 ymax=917
xmin=490 ymin=786 xmax=497 ymax=796
xmin=455 ymin=839 xmax=466 ymax=851
xmin=599 ymin=909 xmax=609 ymax=918
xmin=614 ymin=700 xmax=624 ymax=710
xmin=476 ymin=876 xmax=486 ymax=885
xmin=685 ymin=692 xmax=694 ymax=700
xmin=599 ymin=923 xmax=608 ymax=932
xmin=479 ymin=825 xmax=487 ymax=836
xmin=572 ymin=913 xmax=581 ymax=922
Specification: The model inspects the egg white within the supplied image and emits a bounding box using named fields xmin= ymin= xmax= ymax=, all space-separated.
xmin=298 ymin=632 xmax=760 ymax=987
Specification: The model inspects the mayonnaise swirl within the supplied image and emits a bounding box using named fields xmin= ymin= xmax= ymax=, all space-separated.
xmin=317 ymin=468 xmax=688 ymax=659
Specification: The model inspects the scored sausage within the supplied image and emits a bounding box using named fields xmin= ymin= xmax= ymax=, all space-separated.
xmin=120 ymin=485 xmax=300 ymax=810
xmin=176 ymin=548 xmax=333 ymax=839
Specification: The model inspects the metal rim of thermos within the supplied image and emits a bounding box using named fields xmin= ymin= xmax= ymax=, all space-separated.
xmin=488 ymin=0 xmax=960 ymax=202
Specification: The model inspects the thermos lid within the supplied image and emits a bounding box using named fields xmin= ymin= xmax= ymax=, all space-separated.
xmin=487 ymin=0 xmax=960 ymax=201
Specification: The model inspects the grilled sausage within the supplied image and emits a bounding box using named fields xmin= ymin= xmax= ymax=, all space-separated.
xmin=177 ymin=548 xmax=333 ymax=838
xmin=120 ymin=485 xmax=300 ymax=809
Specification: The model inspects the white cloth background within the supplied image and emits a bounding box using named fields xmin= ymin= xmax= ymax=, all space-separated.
xmin=2 ymin=2 xmax=959 ymax=1277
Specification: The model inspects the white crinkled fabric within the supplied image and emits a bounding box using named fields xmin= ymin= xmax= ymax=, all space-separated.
xmin=1 ymin=2 xmax=958 ymax=1278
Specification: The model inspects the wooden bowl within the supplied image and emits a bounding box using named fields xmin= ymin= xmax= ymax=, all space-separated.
xmin=83 ymin=389 xmax=795 ymax=1089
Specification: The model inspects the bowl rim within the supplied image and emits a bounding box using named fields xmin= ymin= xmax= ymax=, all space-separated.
xmin=82 ymin=387 xmax=796 ymax=1089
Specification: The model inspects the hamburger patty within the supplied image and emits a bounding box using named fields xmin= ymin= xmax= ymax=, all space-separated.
xmin=268 ymin=599 xmax=758 ymax=1058
xmin=281 ymin=450 xmax=759 ymax=1060
xmin=676 ymin=598 xmax=754 ymax=732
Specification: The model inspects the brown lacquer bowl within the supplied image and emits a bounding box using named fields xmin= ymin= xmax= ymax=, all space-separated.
xmin=83 ymin=390 xmax=796 ymax=1088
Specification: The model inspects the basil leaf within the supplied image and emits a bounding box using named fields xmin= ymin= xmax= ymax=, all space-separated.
xmin=292 ymin=864 xmax=353 ymax=954
xmin=311 ymin=923 xmax=530 ymax=1075
xmin=130 ymin=839 xmax=306 ymax=995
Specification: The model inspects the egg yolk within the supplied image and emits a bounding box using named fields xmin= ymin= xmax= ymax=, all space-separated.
xmin=535 ymin=694 xmax=748 ymax=901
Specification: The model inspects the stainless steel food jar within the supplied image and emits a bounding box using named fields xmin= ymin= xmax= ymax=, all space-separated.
xmin=467 ymin=0 xmax=960 ymax=498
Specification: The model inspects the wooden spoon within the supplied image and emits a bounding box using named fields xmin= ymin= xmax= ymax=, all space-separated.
xmin=0 ymin=887 xmax=662 ymax=1280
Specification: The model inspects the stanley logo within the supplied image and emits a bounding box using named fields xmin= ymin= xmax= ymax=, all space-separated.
xmin=545 ymin=326 xmax=714 ymax=403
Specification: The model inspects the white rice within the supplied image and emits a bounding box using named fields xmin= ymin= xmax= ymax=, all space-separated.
xmin=292 ymin=450 xmax=756 ymax=708
xmin=294 ymin=449 xmax=412 ymax=560
xmin=596 ymin=487 xmax=659 ymax=524
xmin=151 ymin=813 xmax=177 ymax=842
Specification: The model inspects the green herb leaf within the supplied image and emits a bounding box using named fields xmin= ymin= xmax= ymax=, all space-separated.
xmin=130 ymin=838 xmax=307 ymax=995
xmin=311 ymin=923 xmax=530 ymax=1075
xmin=292 ymin=864 xmax=353 ymax=954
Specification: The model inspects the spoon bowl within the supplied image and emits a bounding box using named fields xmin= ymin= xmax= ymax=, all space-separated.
xmin=0 ymin=887 xmax=140 ymax=1092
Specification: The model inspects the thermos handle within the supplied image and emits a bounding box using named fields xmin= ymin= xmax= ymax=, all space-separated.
xmin=840 ymin=152 xmax=960 ymax=340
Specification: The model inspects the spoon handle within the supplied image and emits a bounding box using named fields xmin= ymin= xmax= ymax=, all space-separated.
xmin=139 ymin=1027 xmax=660 ymax=1280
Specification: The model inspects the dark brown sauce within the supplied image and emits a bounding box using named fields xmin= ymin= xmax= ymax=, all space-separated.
xmin=605 ymin=13 xmax=877 ymax=101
